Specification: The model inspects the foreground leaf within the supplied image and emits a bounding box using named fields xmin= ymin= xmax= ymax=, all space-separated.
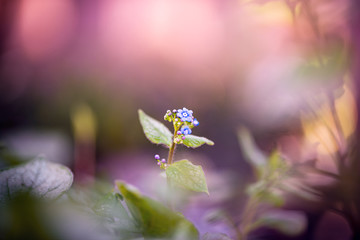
xmin=117 ymin=182 xmax=199 ymax=239
xmin=94 ymin=192 xmax=127 ymax=219
xmin=182 ymin=135 xmax=214 ymax=148
xmin=94 ymin=192 xmax=141 ymax=239
xmin=166 ymin=160 xmax=209 ymax=194
xmin=138 ymin=109 xmax=173 ymax=147
xmin=0 ymin=157 xmax=73 ymax=203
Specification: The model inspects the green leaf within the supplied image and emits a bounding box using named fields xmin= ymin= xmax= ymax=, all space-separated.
xmin=237 ymin=126 xmax=267 ymax=177
xmin=138 ymin=109 xmax=173 ymax=147
xmin=0 ymin=157 xmax=73 ymax=203
xmin=182 ymin=135 xmax=214 ymax=148
xmin=94 ymin=192 xmax=141 ymax=239
xmin=255 ymin=210 xmax=306 ymax=236
xmin=117 ymin=182 xmax=199 ymax=239
xmin=94 ymin=192 xmax=127 ymax=218
xmin=166 ymin=160 xmax=209 ymax=194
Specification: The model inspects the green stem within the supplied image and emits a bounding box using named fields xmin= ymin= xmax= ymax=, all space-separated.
xmin=166 ymin=128 xmax=178 ymax=209
xmin=168 ymin=142 xmax=176 ymax=165
xmin=168 ymin=123 xmax=180 ymax=165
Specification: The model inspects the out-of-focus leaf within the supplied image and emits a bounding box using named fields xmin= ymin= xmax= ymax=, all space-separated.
xmin=268 ymin=150 xmax=284 ymax=172
xmin=267 ymin=150 xmax=289 ymax=183
xmin=255 ymin=210 xmax=306 ymax=236
xmin=261 ymin=190 xmax=285 ymax=207
xmin=138 ymin=109 xmax=173 ymax=147
xmin=0 ymin=144 xmax=25 ymax=168
xmin=0 ymin=193 xmax=59 ymax=240
xmin=94 ymin=192 xmax=141 ymax=239
xmin=182 ymin=135 xmax=214 ymax=148
xmin=296 ymin=45 xmax=348 ymax=89
xmin=246 ymin=180 xmax=266 ymax=196
xmin=278 ymin=181 xmax=320 ymax=201
xmin=94 ymin=192 xmax=127 ymax=219
xmin=237 ymin=126 xmax=267 ymax=177
xmin=0 ymin=157 xmax=73 ymax=203
xmin=201 ymin=232 xmax=232 ymax=240
xmin=166 ymin=160 xmax=209 ymax=194
xmin=117 ymin=182 xmax=199 ymax=239
xmin=246 ymin=181 xmax=284 ymax=207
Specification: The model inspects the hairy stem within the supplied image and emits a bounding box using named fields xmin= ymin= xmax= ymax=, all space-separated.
xmin=168 ymin=122 xmax=180 ymax=165
xmin=167 ymin=142 xmax=176 ymax=165
xmin=166 ymin=129 xmax=178 ymax=209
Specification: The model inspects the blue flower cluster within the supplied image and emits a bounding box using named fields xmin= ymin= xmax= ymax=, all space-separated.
xmin=181 ymin=125 xmax=192 ymax=135
xmin=164 ymin=108 xmax=199 ymax=128
xmin=177 ymin=108 xmax=193 ymax=122
xmin=164 ymin=107 xmax=200 ymax=143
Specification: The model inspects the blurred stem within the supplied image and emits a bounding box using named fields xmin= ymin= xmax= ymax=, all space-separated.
xmin=286 ymin=0 xmax=357 ymax=235
xmin=311 ymin=167 xmax=339 ymax=179
xmin=239 ymin=195 xmax=259 ymax=240
xmin=328 ymin=92 xmax=345 ymax=146
xmin=292 ymin=0 xmax=357 ymax=233
xmin=223 ymin=214 xmax=242 ymax=240
xmin=284 ymin=0 xmax=297 ymax=29
xmin=328 ymin=93 xmax=347 ymax=173
xmin=304 ymin=103 xmax=341 ymax=165
xmin=301 ymin=0 xmax=347 ymax=169
xmin=238 ymin=177 xmax=279 ymax=239
xmin=305 ymin=0 xmax=347 ymax=165
xmin=302 ymin=0 xmax=321 ymax=41
xmin=301 ymin=0 xmax=346 ymax=152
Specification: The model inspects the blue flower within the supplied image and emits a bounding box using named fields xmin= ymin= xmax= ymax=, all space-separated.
xmin=177 ymin=108 xmax=193 ymax=122
xmin=181 ymin=125 xmax=192 ymax=135
xmin=193 ymin=118 xmax=199 ymax=127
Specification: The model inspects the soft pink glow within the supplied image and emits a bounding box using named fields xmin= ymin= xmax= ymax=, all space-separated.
xmin=15 ymin=0 xmax=76 ymax=61
xmin=98 ymin=0 xmax=224 ymax=72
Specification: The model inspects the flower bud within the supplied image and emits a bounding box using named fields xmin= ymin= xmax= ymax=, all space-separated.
xmin=193 ymin=118 xmax=199 ymax=127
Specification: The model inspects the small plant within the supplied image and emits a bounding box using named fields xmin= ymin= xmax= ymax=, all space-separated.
xmin=138 ymin=108 xmax=214 ymax=195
